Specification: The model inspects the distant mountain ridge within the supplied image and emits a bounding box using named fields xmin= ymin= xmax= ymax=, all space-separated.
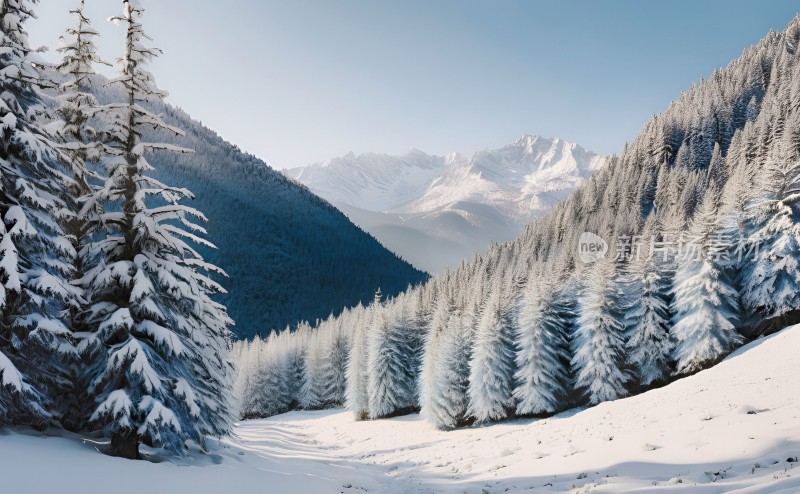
xmin=287 ymin=136 xmax=606 ymax=272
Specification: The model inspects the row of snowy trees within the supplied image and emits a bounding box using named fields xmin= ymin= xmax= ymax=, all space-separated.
xmin=234 ymin=15 xmax=800 ymax=429
xmin=0 ymin=0 xmax=233 ymax=458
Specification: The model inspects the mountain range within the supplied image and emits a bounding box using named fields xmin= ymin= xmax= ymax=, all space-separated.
xmin=287 ymin=136 xmax=606 ymax=272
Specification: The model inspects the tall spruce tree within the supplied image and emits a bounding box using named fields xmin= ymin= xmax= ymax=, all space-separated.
xmin=513 ymin=267 xmax=573 ymax=415
xmin=81 ymin=0 xmax=234 ymax=458
xmin=467 ymin=282 xmax=516 ymax=423
xmin=419 ymin=292 xmax=471 ymax=429
xmin=672 ymin=192 xmax=741 ymax=374
xmin=54 ymin=0 xmax=112 ymax=430
xmin=298 ymin=327 xmax=326 ymax=410
xmin=366 ymin=304 xmax=418 ymax=418
xmin=571 ymin=259 xmax=629 ymax=405
xmin=318 ymin=318 xmax=348 ymax=407
xmin=346 ymin=296 xmax=375 ymax=420
xmin=742 ymin=136 xmax=800 ymax=330
xmin=0 ymin=0 xmax=74 ymax=428
xmin=624 ymin=220 xmax=674 ymax=388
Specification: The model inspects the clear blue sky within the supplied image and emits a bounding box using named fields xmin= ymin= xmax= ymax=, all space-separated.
xmin=28 ymin=1 xmax=800 ymax=168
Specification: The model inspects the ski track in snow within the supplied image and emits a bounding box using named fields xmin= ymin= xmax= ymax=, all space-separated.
xmin=4 ymin=326 xmax=800 ymax=493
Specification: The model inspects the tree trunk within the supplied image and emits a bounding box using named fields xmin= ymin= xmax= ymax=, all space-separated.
xmin=111 ymin=431 xmax=140 ymax=460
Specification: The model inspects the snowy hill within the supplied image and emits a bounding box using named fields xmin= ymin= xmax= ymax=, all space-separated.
xmin=7 ymin=324 xmax=800 ymax=493
xmin=79 ymin=76 xmax=428 ymax=339
xmin=287 ymin=136 xmax=606 ymax=272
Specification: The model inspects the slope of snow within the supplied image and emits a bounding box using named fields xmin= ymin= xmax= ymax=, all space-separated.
xmin=5 ymin=325 xmax=799 ymax=493
xmin=287 ymin=136 xmax=606 ymax=273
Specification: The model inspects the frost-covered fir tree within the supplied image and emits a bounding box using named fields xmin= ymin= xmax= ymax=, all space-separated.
xmin=571 ymin=259 xmax=629 ymax=405
xmin=742 ymin=136 xmax=800 ymax=330
xmin=231 ymin=339 xmax=256 ymax=417
xmin=53 ymin=0 xmax=113 ymax=430
xmin=55 ymin=0 xmax=109 ymax=199
xmin=672 ymin=192 xmax=742 ymax=375
xmin=366 ymin=303 xmax=418 ymax=418
xmin=81 ymin=0 xmax=234 ymax=458
xmin=467 ymin=282 xmax=516 ymax=423
xmin=513 ymin=266 xmax=573 ymax=415
xmin=0 ymin=0 xmax=74 ymax=428
xmin=317 ymin=319 xmax=348 ymax=407
xmin=419 ymin=292 xmax=471 ymax=429
xmin=346 ymin=297 xmax=374 ymax=420
xmin=624 ymin=220 xmax=674 ymax=388
xmin=298 ymin=325 xmax=326 ymax=410
xmin=240 ymin=330 xmax=295 ymax=419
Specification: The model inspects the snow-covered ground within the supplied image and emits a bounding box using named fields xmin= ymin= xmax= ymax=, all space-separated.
xmin=5 ymin=325 xmax=800 ymax=493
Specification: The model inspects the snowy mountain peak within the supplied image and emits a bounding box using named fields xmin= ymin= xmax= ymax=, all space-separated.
xmin=289 ymin=136 xmax=606 ymax=272
xmin=514 ymin=133 xmax=549 ymax=150
xmin=444 ymin=150 xmax=467 ymax=165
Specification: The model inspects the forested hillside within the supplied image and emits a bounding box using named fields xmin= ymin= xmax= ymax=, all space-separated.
xmin=235 ymin=16 xmax=800 ymax=426
xmin=79 ymin=76 xmax=429 ymax=339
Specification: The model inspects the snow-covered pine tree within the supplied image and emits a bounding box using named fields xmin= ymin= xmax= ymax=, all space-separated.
xmin=53 ymin=0 xmax=114 ymax=431
xmin=467 ymin=281 xmax=516 ymax=423
xmin=742 ymin=135 xmax=800 ymax=332
xmin=571 ymin=259 xmax=629 ymax=405
xmin=0 ymin=0 xmax=74 ymax=428
xmin=367 ymin=303 xmax=418 ymax=418
xmin=419 ymin=291 xmax=471 ymax=429
xmin=317 ymin=317 xmax=348 ymax=407
xmin=672 ymin=191 xmax=742 ymax=375
xmin=347 ymin=296 xmax=376 ymax=420
xmin=624 ymin=218 xmax=674 ymax=388
xmin=55 ymin=0 xmax=109 ymax=201
xmin=716 ymin=130 xmax=759 ymax=329
xmin=513 ymin=265 xmax=573 ymax=416
xmin=231 ymin=339 xmax=256 ymax=418
xmin=298 ymin=326 xmax=326 ymax=410
xmin=241 ymin=330 xmax=293 ymax=419
xmin=81 ymin=0 xmax=234 ymax=458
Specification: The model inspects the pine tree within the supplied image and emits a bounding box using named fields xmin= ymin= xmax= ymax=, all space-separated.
xmin=81 ymin=1 xmax=234 ymax=458
xmin=242 ymin=330 xmax=293 ymax=418
xmin=318 ymin=319 xmax=348 ymax=407
xmin=367 ymin=304 xmax=418 ymax=418
xmin=624 ymin=232 xmax=674 ymax=388
xmin=231 ymin=339 xmax=256 ymax=418
xmin=467 ymin=282 xmax=516 ymax=423
xmin=513 ymin=268 xmax=573 ymax=415
xmin=55 ymin=0 xmax=110 ymax=197
xmin=298 ymin=327 xmax=326 ymax=410
xmin=0 ymin=0 xmax=74 ymax=428
xmin=672 ymin=193 xmax=742 ymax=374
xmin=53 ymin=0 xmax=113 ymax=431
xmin=742 ymin=137 xmax=800 ymax=330
xmin=419 ymin=293 xmax=471 ymax=429
xmin=571 ymin=259 xmax=629 ymax=405
xmin=346 ymin=298 xmax=374 ymax=420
